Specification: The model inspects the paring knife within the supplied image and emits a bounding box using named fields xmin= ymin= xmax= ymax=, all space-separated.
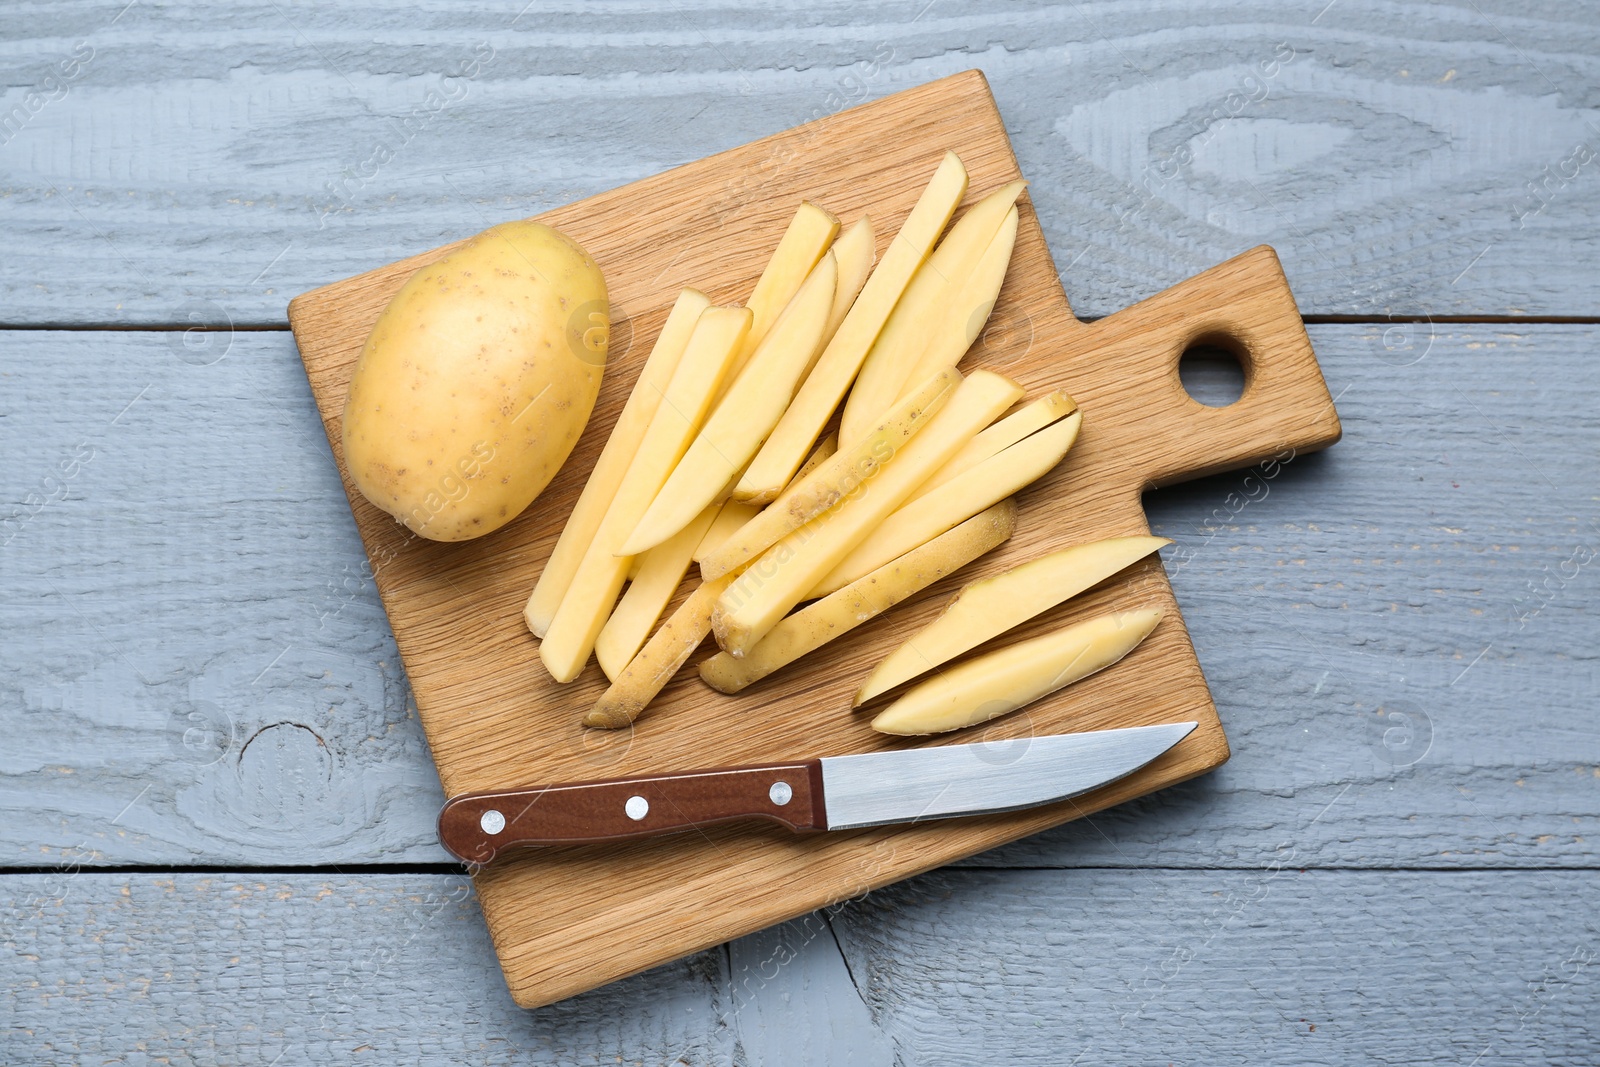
xmin=437 ymin=721 xmax=1197 ymax=865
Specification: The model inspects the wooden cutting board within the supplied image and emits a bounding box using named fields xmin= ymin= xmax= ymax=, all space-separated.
xmin=288 ymin=69 xmax=1340 ymax=1008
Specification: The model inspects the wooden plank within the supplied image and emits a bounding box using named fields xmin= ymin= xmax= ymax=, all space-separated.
xmin=981 ymin=318 xmax=1600 ymax=869
xmin=0 ymin=872 xmax=738 ymax=1064
xmin=290 ymin=69 xmax=1351 ymax=1007
xmin=4 ymin=869 xmax=1595 ymax=1063
xmin=2 ymin=324 xmax=1596 ymax=872
xmin=0 ymin=328 xmax=448 ymax=866
xmin=727 ymin=916 xmax=897 ymax=1067
xmin=829 ymin=867 xmax=1600 ymax=1065
xmin=2 ymin=2 xmax=1598 ymax=324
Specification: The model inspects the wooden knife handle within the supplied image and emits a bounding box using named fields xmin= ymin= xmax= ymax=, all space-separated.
xmin=437 ymin=760 xmax=827 ymax=865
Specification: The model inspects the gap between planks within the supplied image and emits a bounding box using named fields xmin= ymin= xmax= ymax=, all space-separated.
xmin=8 ymin=314 xmax=1600 ymax=332
xmin=6 ymin=863 xmax=1598 ymax=876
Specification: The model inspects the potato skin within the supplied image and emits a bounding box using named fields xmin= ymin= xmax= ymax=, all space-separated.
xmin=342 ymin=221 xmax=607 ymax=541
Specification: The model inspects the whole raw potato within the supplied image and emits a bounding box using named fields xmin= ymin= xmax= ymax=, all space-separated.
xmin=342 ymin=221 xmax=608 ymax=541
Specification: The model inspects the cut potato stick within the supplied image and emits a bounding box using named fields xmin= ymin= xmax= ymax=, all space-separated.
xmin=690 ymin=432 xmax=831 ymax=550
xmin=589 ymin=452 xmax=844 ymax=719
xmin=595 ymin=503 xmax=723 ymax=680
xmin=812 ymin=411 xmax=1080 ymax=596
xmin=870 ymin=607 xmax=1164 ymax=735
xmin=699 ymin=500 xmax=1016 ymax=694
xmin=621 ymin=252 xmax=838 ymax=555
xmin=594 ymin=482 xmax=1010 ymax=723
xmin=735 ymin=152 xmax=969 ymax=501
xmin=694 ymin=435 xmax=837 ymax=569
xmin=772 ymin=433 xmax=838 ymax=505
xmin=736 ymin=201 xmax=839 ymax=376
xmin=854 ymin=533 xmax=1170 ymax=705
xmin=823 ymin=218 xmax=876 ymax=345
xmin=839 ymin=181 xmax=1026 ymax=445
xmin=695 ymin=500 xmax=761 ymax=566
xmin=713 ymin=369 xmax=1024 ymax=657
xmin=895 ymin=205 xmax=1021 ymax=399
xmin=586 ymin=575 xmax=738 ymax=729
xmin=905 ymin=390 xmax=1076 ymax=506
xmin=539 ymin=306 xmax=751 ymax=683
xmin=700 ymin=367 xmax=961 ymax=579
xmin=525 ymin=288 xmax=709 ymax=637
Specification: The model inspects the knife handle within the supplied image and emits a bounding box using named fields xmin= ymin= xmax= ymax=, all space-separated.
xmin=437 ymin=760 xmax=826 ymax=865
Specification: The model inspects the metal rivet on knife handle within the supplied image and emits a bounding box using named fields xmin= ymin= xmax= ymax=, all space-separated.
xmin=435 ymin=759 xmax=828 ymax=864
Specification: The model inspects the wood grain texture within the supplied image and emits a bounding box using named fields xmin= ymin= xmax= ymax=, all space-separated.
xmin=3 ymin=0 xmax=1598 ymax=1053
xmin=0 ymin=328 xmax=444 ymax=867
xmin=287 ymin=70 xmax=1349 ymax=1007
xmin=0 ymin=873 xmax=738 ymax=1065
xmin=3 ymin=2 xmax=1598 ymax=324
xmin=727 ymin=913 xmax=898 ymax=1067
xmin=830 ymin=867 xmax=1600 ymax=1066
xmin=2 ymin=324 xmax=1595 ymax=874
xmin=986 ymin=318 xmax=1600 ymax=870
xmin=4 ymin=869 xmax=1595 ymax=1065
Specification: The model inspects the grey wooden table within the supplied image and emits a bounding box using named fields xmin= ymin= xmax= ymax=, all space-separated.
xmin=4 ymin=2 xmax=1597 ymax=1063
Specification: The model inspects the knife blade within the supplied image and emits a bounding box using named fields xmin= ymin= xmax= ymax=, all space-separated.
xmin=437 ymin=720 xmax=1197 ymax=865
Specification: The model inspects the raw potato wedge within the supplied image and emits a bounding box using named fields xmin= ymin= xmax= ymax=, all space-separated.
xmin=737 ymin=201 xmax=839 ymax=374
xmin=695 ymin=500 xmax=762 ymax=567
xmin=595 ymin=503 xmax=723 ymax=680
xmin=621 ymin=252 xmax=837 ymax=555
xmin=699 ymin=500 xmax=1016 ymax=694
xmin=539 ymin=306 xmax=751 ymax=683
xmin=591 ymin=457 xmax=846 ymax=720
xmin=736 ymin=152 xmax=969 ymax=501
xmin=700 ymin=367 xmax=961 ymax=580
xmin=823 ymin=218 xmax=876 ymax=343
xmin=813 ymin=411 xmax=1081 ymax=595
xmin=840 ymin=181 xmax=1026 ymax=445
xmin=691 ymin=435 xmax=835 ymax=567
xmin=906 ymin=390 xmax=1076 ymax=506
xmin=855 ymin=533 xmax=1170 ymax=705
xmin=586 ymin=575 xmax=738 ymax=729
xmin=525 ymin=288 xmax=709 ymax=637
xmin=773 ymin=433 xmax=838 ymax=505
xmin=713 ymin=369 xmax=1024 ymax=657
xmin=895 ymin=204 xmax=1021 ymax=399
xmin=870 ymin=607 xmax=1164 ymax=735
xmin=592 ymin=431 xmax=851 ymax=700
xmin=695 ymin=434 xmax=837 ymax=571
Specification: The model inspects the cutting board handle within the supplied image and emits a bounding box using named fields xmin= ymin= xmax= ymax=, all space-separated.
xmin=1057 ymin=245 xmax=1342 ymax=499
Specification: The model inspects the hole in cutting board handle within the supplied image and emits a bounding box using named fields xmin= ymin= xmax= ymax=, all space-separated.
xmin=1178 ymin=334 xmax=1249 ymax=408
